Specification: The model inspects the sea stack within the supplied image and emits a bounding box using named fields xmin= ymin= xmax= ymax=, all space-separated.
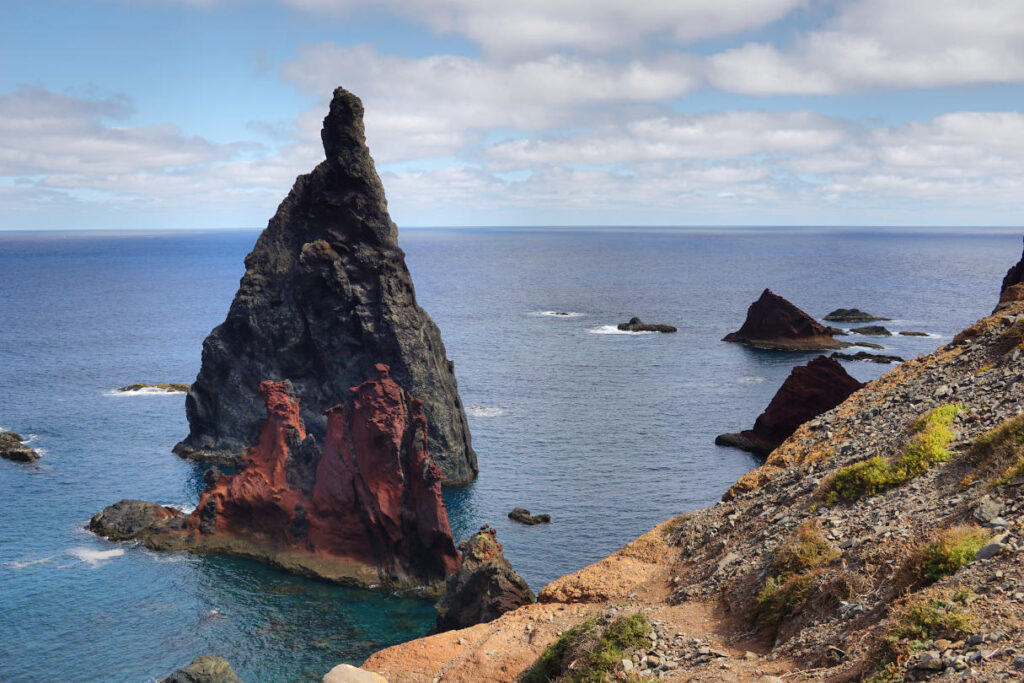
xmin=174 ymin=87 xmax=476 ymax=484
xmin=92 ymin=366 xmax=461 ymax=592
xmin=997 ymin=237 xmax=1024 ymax=311
xmin=723 ymin=289 xmax=847 ymax=350
xmin=716 ymin=355 xmax=863 ymax=455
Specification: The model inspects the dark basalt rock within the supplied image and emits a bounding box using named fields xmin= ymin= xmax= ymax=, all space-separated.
xmin=899 ymin=331 xmax=929 ymax=337
xmin=832 ymin=351 xmax=904 ymax=364
xmin=825 ymin=326 xmax=849 ymax=336
xmin=118 ymin=383 xmax=189 ymax=393
xmin=617 ymin=317 xmax=677 ymax=333
xmin=997 ymin=239 xmax=1024 ymax=312
xmin=850 ymin=325 xmax=893 ymax=336
xmin=160 ymin=656 xmax=243 ymax=683
xmin=723 ymin=289 xmax=848 ymax=351
xmin=715 ymin=356 xmax=863 ymax=455
xmin=0 ymin=431 xmax=40 ymax=462
xmin=854 ymin=341 xmax=886 ymax=350
xmin=433 ymin=526 xmax=534 ymax=633
xmin=823 ymin=308 xmax=891 ymax=322
xmin=174 ymin=87 xmax=476 ymax=484
xmin=508 ymin=507 xmax=551 ymax=525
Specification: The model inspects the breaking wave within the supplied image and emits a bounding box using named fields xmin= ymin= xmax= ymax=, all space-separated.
xmin=467 ymin=406 xmax=506 ymax=418
xmin=69 ymin=547 xmax=125 ymax=568
xmin=587 ymin=325 xmax=652 ymax=335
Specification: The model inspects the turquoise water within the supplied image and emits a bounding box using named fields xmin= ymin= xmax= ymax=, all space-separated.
xmin=0 ymin=227 xmax=1019 ymax=681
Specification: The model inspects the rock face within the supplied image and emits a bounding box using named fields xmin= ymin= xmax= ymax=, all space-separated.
xmin=723 ymin=289 xmax=848 ymax=350
xmin=715 ymin=356 xmax=863 ymax=455
xmin=1001 ymin=237 xmax=1024 ymax=294
xmin=823 ymin=308 xmax=891 ymax=322
xmin=0 ymin=431 xmax=39 ymax=462
xmin=617 ymin=317 xmax=677 ymax=333
xmin=434 ymin=526 xmax=534 ymax=633
xmin=161 ymin=656 xmax=243 ymax=683
xmin=92 ymin=366 xmax=460 ymax=592
xmin=174 ymin=87 xmax=476 ymax=484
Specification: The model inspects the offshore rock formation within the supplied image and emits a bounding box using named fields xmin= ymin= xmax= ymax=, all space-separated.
xmin=92 ymin=366 xmax=460 ymax=593
xmin=823 ymin=308 xmax=891 ymax=322
xmin=617 ymin=317 xmax=677 ymax=333
xmin=508 ymin=507 xmax=551 ymax=525
xmin=160 ymin=656 xmax=243 ymax=683
xmin=433 ymin=526 xmax=535 ymax=633
xmin=174 ymin=87 xmax=476 ymax=484
xmin=715 ymin=355 xmax=863 ymax=455
xmin=850 ymin=325 xmax=892 ymax=336
xmin=0 ymin=431 xmax=39 ymax=462
xmin=722 ymin=289 xmax=848 ymax=350
xmin=831 ymin=350 xmax=904 ymax=364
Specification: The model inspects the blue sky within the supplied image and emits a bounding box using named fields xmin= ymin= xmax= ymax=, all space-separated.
xmin=1 ymin=0 xmax=1022 ymax=229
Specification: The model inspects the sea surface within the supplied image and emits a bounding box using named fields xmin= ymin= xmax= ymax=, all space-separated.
xmin=0 ymin=226 xmax=1020 ymax=682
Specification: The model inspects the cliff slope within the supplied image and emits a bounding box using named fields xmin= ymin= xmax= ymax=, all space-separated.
xmin=175 ymin=87 xmax=476 ymax=484
xmin=364 ymin=296 xmax=1024 ymax=681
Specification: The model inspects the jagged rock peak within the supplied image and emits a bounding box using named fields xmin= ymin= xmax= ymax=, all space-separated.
xmin=722 ymin=288 xmax=846 ymax=351
xmin=174 ymin=86 xmax=476 ymax=484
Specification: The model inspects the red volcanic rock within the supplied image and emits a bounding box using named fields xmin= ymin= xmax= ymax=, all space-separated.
xmin=723 ymin=289 xmax=846 ymax=350
xmin=91 ymin=366 xmax=459 ymax=592
xmin=716 ymin=356 xmax=863 ymax=456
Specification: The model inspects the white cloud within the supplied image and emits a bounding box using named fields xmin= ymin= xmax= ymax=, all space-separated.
xmin=708 ymin=0 xmax=1024 ymax=93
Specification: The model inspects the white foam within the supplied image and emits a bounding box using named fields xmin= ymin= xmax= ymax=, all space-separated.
xmin=69 ymin=547 xmax=124 ymax=568
xmin=159 ymin=503 xmax=195 ymax=515
xmin=739 ymin=376 xmax=766 ymax=384
xmin=531 ymin=310 xmax=584 ymax=318
xmin=587 ymin=325 xmax=652 ymax=335
xmin=108 ymin=387 xmax=187 ymax=396
xmin=5 ymin=555 xmax=58 ymax=570
xmin=467 ymin=406 xmax=506 ymax=418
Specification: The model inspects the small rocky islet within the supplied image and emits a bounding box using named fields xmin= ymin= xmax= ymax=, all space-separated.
xmin=722 ymin=289 xmax=850 ymax=350
xmin=0 ymin=431 xmax=40 ymax=462
xmin=116 ymin=382 xmax=190 ymax=393
xmin=617 ymin=317 xmax=678 ymax=333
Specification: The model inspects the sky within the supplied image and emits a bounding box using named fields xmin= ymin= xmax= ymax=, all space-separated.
xmin=1 ymin=0 xmax=1022 ymax=230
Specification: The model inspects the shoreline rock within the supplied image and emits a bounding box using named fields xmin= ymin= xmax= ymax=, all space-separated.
xmin=715 ymin=355 xmax=863 ymax=456
xmin=849 ymin=325 xmax=893 ymax=336
xmin=823 ymin=308 xmax=891 ymax=322
xmin=0 ymin=431 xmax=40 ymax=462
xmin=92 ymin=366 xmax=460 ymax=594
xmin=174 ymin=87 xmax=476 ymax=484
xmin=831 ymin=350 xmax=905 ymax=364
xmin=616 ymin=317 xmax=677 ymax=333
xmin=508 ymin=508 xmax=551 ymax=525
xmin=433 ymin=526 xmax=534 ymax=633
xmin=160 ymin=655 xmax=243 ymax=683
xmin=723 ymin=289 xmax=848 ymax=350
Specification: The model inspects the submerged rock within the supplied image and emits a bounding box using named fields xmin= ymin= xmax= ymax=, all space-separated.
xmin=433 ymin=526 xmax=534 ymax=633
xmin=715 ymin=356 xmax=863 ymax=455
xmin=93 ymin=366 xmax=460 ymax=594
xmin=898 ymin=330 xmax=928 ymax=337
xmin=174 ymin=87 xmax=476 ymax=484
xmin=850 ymin=325 xmax=893 ymax=336
xmin=823 ymin=308 xmax=891 ymax=322
xmin=617 ymin=317 xmax=677 ymax=333
xmin=160 ymin=656 xmax=243 ymax=683
xmin=508 ymin=507 xmax=551 ymax=525
xmin=0 ymin=431 xmax=40 ymax=462
xmin=831 ymin=351 xmax=904 ymax=364
xmin=723 ymin=289 xmax=848 ymax=351
xmin=117 ymin=383 xmax=190 ymax=393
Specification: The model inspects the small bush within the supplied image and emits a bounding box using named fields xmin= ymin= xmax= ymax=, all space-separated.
xmin=771 ymin=521 xmax=840 ymax=575
xmin=521 ymin=613 xmax=650 ymax=683
xmin=522 ymin=617 xmax=598 ymax=683
xmin=969 ymin=414 xmax=1024 ymax=486
xmin=822 ymin=405 xmax=960 ymax=505
xmin=751 ymin=571 xmax=819 ymax=628
xmin=870 ymin=592 xmax=974 ymax=681
xmin=917 ymin=526 xmax=990 ymax=583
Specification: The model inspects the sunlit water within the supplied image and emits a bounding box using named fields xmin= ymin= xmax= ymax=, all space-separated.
xmin=0 ymin=227 xmax=1018 ymax=681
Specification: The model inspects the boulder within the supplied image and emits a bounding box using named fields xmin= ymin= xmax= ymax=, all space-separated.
xmin=823 ymin=308 xmax=891 ymax=322
xmin=93 ymin=366 xmax=460 ymax=594
xmin=617 ymin=317 xmax=677 ymax=333
xmin=723 ymin=290 xmax=848 ymax=351
xmin=0 ymin=431 xmax=40 ymax=462
xmin=715 ymin=356 xmax=863 ymax=455
xmin=508 ymin=507 xmax=551 ymax=525
xmin=433 ymin=526 xmax=534 ymax=633
xmin=321 ymin=664 xmax=387 ymax=683
xmin=174 ymin=87 xmax=476 ymax=484
xmin=850 ymin=325 xmax=892 ymax=336
xmin=831 ymin=351 xmax=904 ymax=364
xmin=160 ymin=656 xmax=243 ymax=683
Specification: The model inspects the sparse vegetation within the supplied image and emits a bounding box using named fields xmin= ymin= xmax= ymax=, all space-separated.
xmin=969 ymin=414 xmax=1024 ymax=487
xmin=771 ymin=520 xmax=839 ymax=575
xmin=521 ymin=613 xmax=650 ymax=683
xmin=916 ymin=526 xmax=990 ymax=583
xmin=869 ymin=591 xmax=975 ymax=682
xmin=822 ymin=405 xmax=961 ymax=505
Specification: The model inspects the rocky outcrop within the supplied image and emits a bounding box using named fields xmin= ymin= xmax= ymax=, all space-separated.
xmin=117 ymin=383 xmax=189 ymax=393
xmin=850 ymin=325 xmax=892 ymax=336
xmin=831 ymin=351 xmax=904 ymax=364
xmin=508 ymin=507 xmax=551 ymax=525
xmin=0 ymin=431 xmax=39 ymax=462
xmin=161 ymin=656 xmax=243 ymax=683
xmin=898 ymin=330 xmax=928 ymax=337
xmin=92 ymin=366 xmax=460 ymax=593
xmin=823 ymin=308 xmax=891 ymax=322
xmin=617 ymin=317 xmax=677 ymax=333
xmin=1000 ymin=237 xmax=1024 ymax=294
xmin=723 ymin=289 xmax=848 ymax=350
xmin=433 ymin=526 xmax=534 ymax=633
xmin=715 ymin=356 xmax=863 ymax=455
xmin=174 ymin=87 xmax=476 ymax=484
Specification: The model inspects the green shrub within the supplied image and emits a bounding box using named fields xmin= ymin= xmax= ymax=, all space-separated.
xmin=917 ymin=526 xmax=990 ymax=582
xmin=521 ymin=613 xmax=650 ymax=683
xmin=522 ymin=617 xmax=598 ymax=683
xmin=869 ymin=592 xmax=974 ymax=682
xmin=969 ymin=414 xmax=1024 ymax=486
xmin=823 ymin=405 xmax=961 ymax=505
xmin=771 ymin=520 xmax=840 ymax=575
xmin=750 ymin=571 xmax=819 ymax=628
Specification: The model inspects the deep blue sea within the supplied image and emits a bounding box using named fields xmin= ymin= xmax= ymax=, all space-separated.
xmin=0 ymin=226 xmax=1020 ymax=682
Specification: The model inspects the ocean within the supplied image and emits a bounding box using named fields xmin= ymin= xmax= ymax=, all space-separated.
xmin=0 ymin=226 xmax=1019 ymax=682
